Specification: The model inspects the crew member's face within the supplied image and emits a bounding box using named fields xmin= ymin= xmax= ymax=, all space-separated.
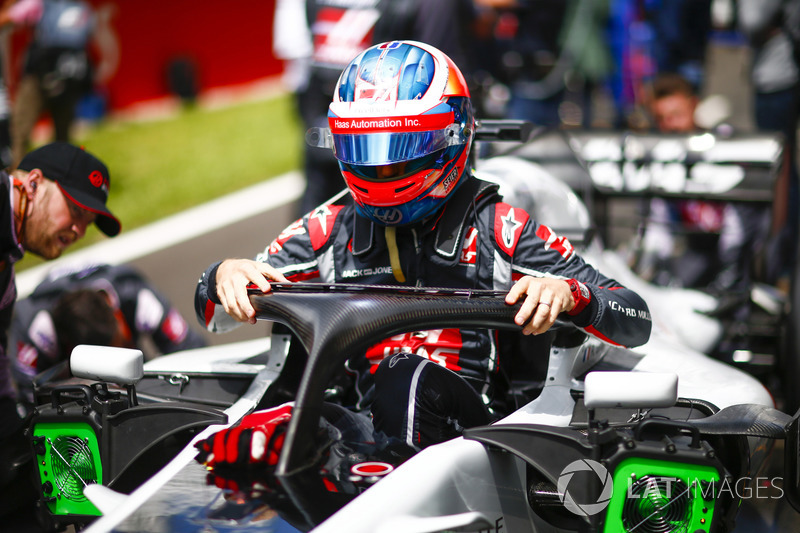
xmin=23 ymin=179 xmax=96 ymax=260
xmin=652 ymin=93 xmax=698 ymax=133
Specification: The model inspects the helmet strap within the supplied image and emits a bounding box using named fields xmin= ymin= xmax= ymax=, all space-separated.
xmin=385 ymin=226 xmax=406 ymax=283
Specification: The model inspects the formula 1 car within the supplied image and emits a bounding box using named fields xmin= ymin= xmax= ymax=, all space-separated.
xmin=25 ymin=280 xmax=800 ymax=533
xmin=21 ymin=141 xmax=800 ymax=532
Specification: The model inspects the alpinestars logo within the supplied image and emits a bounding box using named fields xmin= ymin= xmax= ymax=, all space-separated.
xmin=494 ymin=204 xmax=529 ymax=256
xmin=311 ymin=205 xmax=333 ymax=236
xmin=388 ymin=352 xmax=409 ymax=368
xmin=500 ymin=208 xmax=524 ymax=249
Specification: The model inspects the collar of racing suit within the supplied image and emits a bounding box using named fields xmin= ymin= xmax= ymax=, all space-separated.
xmin=0 ymin=172 xmax=24 ymax=271
xmin=350 ymin=174 xmax=501 ymax=265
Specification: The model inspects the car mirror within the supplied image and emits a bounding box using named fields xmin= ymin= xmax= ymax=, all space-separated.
xmin=70 ymin=345 xmax=144 ymax=385
xmin=584 ymin=371 xmax=678 ymax=409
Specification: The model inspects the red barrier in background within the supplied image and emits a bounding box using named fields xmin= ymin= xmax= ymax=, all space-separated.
xmin=7 ymin=0 xmax=283 ymax=114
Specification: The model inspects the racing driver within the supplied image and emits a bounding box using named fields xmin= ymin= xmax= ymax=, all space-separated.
xmin=194 ymin=41 xmax=652 ymax=456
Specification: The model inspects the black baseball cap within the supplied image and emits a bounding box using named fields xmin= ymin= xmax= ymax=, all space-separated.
xmin=18 ymin=142 xmax=121 ymax=237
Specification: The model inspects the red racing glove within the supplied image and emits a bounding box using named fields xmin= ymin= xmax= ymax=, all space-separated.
xmin=196 ymin=403 xmax=293 ymax=468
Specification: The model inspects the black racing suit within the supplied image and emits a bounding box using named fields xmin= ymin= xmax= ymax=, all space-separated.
xmin=11 ymin=263 xmax=207 ymax=402
xmin=0 ymin=172 xmax=26 ymax=437
xmin=195 ymin=176 xmax=651 ymax=448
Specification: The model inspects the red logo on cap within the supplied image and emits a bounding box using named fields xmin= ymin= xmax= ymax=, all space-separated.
xmin=89 ymin=170 xmax=104 ymax=187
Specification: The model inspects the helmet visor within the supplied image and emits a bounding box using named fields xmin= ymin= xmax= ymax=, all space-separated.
xmin=306 ymin=124 xmax=468 ymax=165
xmin=340 ymin=148 xmax=444 ymax=182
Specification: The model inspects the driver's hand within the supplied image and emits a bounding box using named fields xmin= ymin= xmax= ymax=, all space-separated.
xmin=216 ymin=259 xmax=289 ymax=324
xmin=506 ymin=276 xmax=574 ymax=335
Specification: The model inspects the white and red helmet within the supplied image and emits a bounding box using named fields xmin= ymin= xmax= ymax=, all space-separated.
xmin=308 ymin=40 xmax=474 ymax=226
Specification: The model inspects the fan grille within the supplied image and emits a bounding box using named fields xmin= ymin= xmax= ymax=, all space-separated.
xmin=622 ymin=476 xmax=691 ymax=533
xmin=50 ymin=436 xmax=99 ymax=502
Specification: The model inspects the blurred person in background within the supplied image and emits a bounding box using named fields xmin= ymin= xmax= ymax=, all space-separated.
xmin=273 ymin=0 xmax=478 ymax=216
xmin=636 ymin=72 xmax=767 ymax=295
xmin=10 ymin=262 xmax=207 ymax=407
xmin=646 ymin=0 xmax=712 ymax=93
xmin=635 ymin=72 xmax=772 ymax=365
xmin=604 ymin=0 xmax=713 ymax=130
xmin=0 ymin=0 xmax=119 ymax=168
xmin=477 ymin=0 xmax=613 ymax=129
xmin=737 ymin=0 xmax=800 ymax=288
xmin=0 ymin=1 xmax=14 ymax=170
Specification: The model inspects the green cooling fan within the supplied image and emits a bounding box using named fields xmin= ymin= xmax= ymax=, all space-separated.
xmin=32 ymin=420 xmax=102 ymax=517
xmin=622 ymin=475 xmax=693 ymax=533
xmin=603 ymin=457 xmax=720 ymax=533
